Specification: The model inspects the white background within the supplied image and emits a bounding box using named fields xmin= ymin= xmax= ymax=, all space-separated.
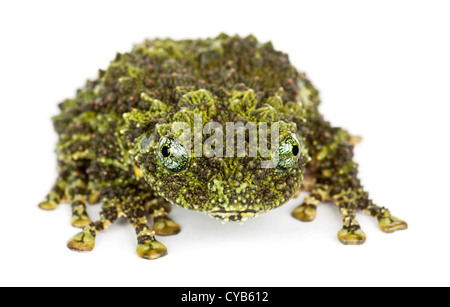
xmin=1 ymin=0 xmax=449 ymax=287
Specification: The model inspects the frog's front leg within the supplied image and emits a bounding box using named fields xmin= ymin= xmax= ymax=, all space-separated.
xmin=39 ymin=170 xmax=92 ymax=228
xmin=336 ymin=202 xmax=366 ymax=245
xmin=123 ymin=199 xmax=168 ymax=260
xmin=294 ymin=183 xmax=407 ymax=245
xmin=293 ymin=186 xmax=367 ymax=244
xmin=292 ymin=118 xmax=407 ymax=244
xmin=67 ymin=198 xmax=120 ymax=252
xmin=146 ymin=198 xmax=181 ymax=236
xmin=292 ymin=185 xmax=327 ymax=222
xmin=292 ymin=193 xmax=319 ymax=222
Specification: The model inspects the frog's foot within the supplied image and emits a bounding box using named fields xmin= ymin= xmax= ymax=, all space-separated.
xmin=67 ymin=229 xmax=96 ymax=252
xmin=67 ymin=201 xmax=120 ymax=253
xmin=364 ymin=206 xmax=408 ymax=234
xmin=135 ymin=226 xmax=168 ymax=260
xmin=125 ymin=201 xmax=169 ymax=260
xmin=292 ymin=191 xmax=323 ymax=222
xmin=136 ymin=237 xmax=168 ymax=260
xmin=153 ymin=216 xmax=181 ymax=236
xmin=71 ymin=200 xmax=91 ymax=228
xmin=149 ymin=203 xmax=181 ymax=236
xmin=338 ymin=227 xmax=367 ymax=245
xmin=337 ymin=217 xmax=366 ymax=245
xmin=71 ymin=215 xmax=91 ymax=228
xmin=38 ymin=200 xmax=59 ymax=211
xmin=87 ymin=190 xmax=101 ymax=204
xmin=378 ymin=214 xmax=408 ymax=233
xmin=292 ymin=204 xmax=316 ymax=222
xmin=38 ymin=178 xmax=67 ymax=210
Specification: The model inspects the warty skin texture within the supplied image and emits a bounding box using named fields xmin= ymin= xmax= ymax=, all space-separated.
xmin=39 ymin=34 xmax=407 ymax=259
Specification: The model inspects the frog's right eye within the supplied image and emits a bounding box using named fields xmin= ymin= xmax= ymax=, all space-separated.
xmin=274 ymin=134 xmax=301 ymax=170
xmin=157 ymin=137 xmax=190 ymax=172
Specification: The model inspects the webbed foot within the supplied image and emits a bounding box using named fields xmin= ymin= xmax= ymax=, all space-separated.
xmin=38 ymin=178 xmax=66 ymax=210
xmin=38 ymin=200 xmax=58 ymax=211
xmin=337 ymin=217 xmax=366 ymax=245
xmin=71 ymin=201 xmax=91 ymax=228
xmin=67 ymin=231 xmax=95 ymax=252
xmin=338 ymin=228 xmax=367 ymax=245
xmin=363 ymin=206 xmax=408 ymax=234
xmin=378 ymin=215 xmax=408 ymax=233
xmin=153 ymin=217 xmax=181 ymax=236
xmin=71 ymin=215 xmax=91 ymax=228
xmin=292 ymin=204 xmax=317 ymax=222
xmin=136 ymin=240 xmax=168 ymax=260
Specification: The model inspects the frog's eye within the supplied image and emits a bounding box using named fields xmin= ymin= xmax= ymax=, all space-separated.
xmin=274 ymin=135 xmax=301 ymax=170
xmin=158 ymin=137 xmax=190 ymax=172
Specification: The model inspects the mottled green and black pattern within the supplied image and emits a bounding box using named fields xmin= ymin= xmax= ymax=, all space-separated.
xmin=40 ymin=34 xmax=407 ymax=259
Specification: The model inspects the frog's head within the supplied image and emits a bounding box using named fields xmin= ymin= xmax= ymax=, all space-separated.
xmin=126 ymin=89 xmax=309 ymax=222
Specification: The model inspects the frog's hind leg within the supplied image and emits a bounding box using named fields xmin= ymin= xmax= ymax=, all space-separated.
xmin=147 ymin=198 xmax=181 ymax=236
xmin=67 ymin=197 xmax=121 ymax=252
xmin=123 ymin=197 xmax=168 ymax=260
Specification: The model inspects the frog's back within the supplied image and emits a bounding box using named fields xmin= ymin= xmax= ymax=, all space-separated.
xmin=54 ymin=34 xmax=320 ymax=128
xmin=51 ymin=34 xmax=320 ymax=191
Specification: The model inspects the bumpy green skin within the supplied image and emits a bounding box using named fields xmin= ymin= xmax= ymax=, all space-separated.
xmin=40 ymin=34 xmax=407 ymax=259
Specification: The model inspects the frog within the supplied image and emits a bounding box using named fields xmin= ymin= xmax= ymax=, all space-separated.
xmin=39 ymin=34 xmax=407 ymax=260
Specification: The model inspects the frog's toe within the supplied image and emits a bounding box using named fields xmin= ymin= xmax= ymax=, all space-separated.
xmin=378 ymin=216 xmax=408 ymax=233
xmin=292 ymin=204 xmax=316 ymax=222
xmin=153 ymin=217 xmax=181 ymax=236
xmin=136 ymin=240 xmax=168 ymax=260
xmin=71 ymin=214 xmax=91 ymax=228
xmin=67 ymin=232 xmax=95 ymax=252
xmin=70 ymin=201 xmax=91 ymax=228
xmin=338 ymin=227 xmax=367 ymax=245
xmin=38 ymin=200 xmax=58 ymax=211
xmin=39 ymin=179 xmax=66 ymax=210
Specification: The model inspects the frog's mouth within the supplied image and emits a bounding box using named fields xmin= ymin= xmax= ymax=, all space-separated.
xmin=208 ymin=209 xmax=261 ymax=223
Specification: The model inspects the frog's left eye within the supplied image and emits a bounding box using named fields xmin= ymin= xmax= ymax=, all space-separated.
xmin=158 ymin=137 xmax=190 ymax=172
xmin=274 ymin=135 xmax=301 ymax=170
